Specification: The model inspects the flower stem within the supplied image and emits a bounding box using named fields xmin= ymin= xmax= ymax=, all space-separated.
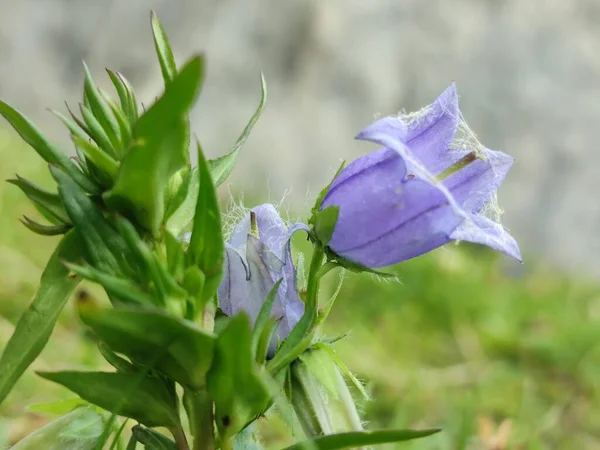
xmin=183 ymin=388 xmax=215 ymax=450
xmin=171 ymin=426 xmax=191 ymax=450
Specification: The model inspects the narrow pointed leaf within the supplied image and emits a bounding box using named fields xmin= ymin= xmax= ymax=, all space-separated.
xmin=282 ymin=428 xmax=441 ymax=450
xmin=207 ymin=314 xmax=271 ymax=438
xmin=38 ymin=371 xmax=179 ymax=427
xmin=98 ymin=342 xmax=137 ymax=373
xmin=51 ymin=109 xmax=92 ymax=143
xmin=52 ymin=166 xmax=130 ymax=274
xmin=104 ymin=56 xmax=204 ymax=234
xmin=106 ymin=70 xmax=138 ymax=125
xmin=208 ymin=73 xmax=266 ymax=186
xmin=65 ymin=262 xmax=155 ymax=306
xmin=151 ymin=12 xmax=177 ymax=85
xmin=79 ymin=103 xmax=116 ymax=157
xmin=72 ymin=136 xmax=118 ymax=180
xmin=21 ymin=216 xmax=71 ymax=236
xmin=0 ymin=230 xmax=82 ymax=403
xmin=187 ymin=141 xmax=224 ymax=304
xmin=0 ymin=100 xmax=99 ymax=193
xmin=82 ymin=62 xmax=121 ymax=151
xmin=8 ymin=176 xmax=69 ymax=223
xmin=78 ymin=305 xmax=215 ymax=388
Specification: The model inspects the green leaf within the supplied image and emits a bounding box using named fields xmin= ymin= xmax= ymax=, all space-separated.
xmin=51 ymin=166 xmax=130 ymax=274
xmin=0 ymin=230 xmax=82 ymax=404
xmin=251 ymin=279 xmax=281 ymax=361
xmin=208 ymin=73 xmax=267 ymax=186
xmin=37 ymin=371 xmax=179 ymax=427
xmin=0 ymin=100 xmax=99 ymax=193
xmin=165 ymin=231 xmax=185 ymax=281
xmin=106 ymin=70 xmax=139 ymax=125
xmin=82 ymin=62 xmax=121 ymax=153
xmin=116 ymin=219 xmax=187 ymax=310
xmin=65 ymin=262 xmax=155 ymax=306
xmin=78 ymin=306 xmax=215 ymax=388
xmin=207 ymin=313 xmax=271 ymax=438
xmin=187 ymin=141 xmax=224 ymax=305
xmin=313 ymin=206 xmax=339 ymax=246
xmin=72 ymin=136 xmax=118 ymax=181
xmin=51 ymin=109 xmax=93 ymax=148
xmin=97 ymin=342 xmax=137 ymax=373
xmin=104 ymin=56 xmax=205 ymax=234
xmin=21 ymin=216 xmax=72 ymax=236
xmin=132 ymin=425 xmax=177 ymax=450
xmin=151 ymin=12 xmax=177 ymax=85
xmin=12 ymin=407 xmax=108 ymax=450
xmin=282 ymin=428 xmax=441 ymax=450
xmin=28 ymin=398 xmax=89 ymax=415
xmin=79 ymin=103 xmax=117 ymax=158
xmin=165 ymin=165 xmax=198 ymax=236
xmin=100 ymin=89 xmax=133 ymax=147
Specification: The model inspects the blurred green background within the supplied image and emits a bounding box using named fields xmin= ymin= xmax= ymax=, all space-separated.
xmin=1 ymin=132 xmax=600 ymax=449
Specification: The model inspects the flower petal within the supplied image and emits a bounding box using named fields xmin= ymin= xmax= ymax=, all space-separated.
xmin=449 ymin=213 xmax=522 ymax=261
xmin=443 ymin=148 xmax=514 ymax=213
xmin=326 ymin=177 xmax=464 ymax=268
xmin=228 ymin=204 xmax=308 ymax=259
xmin=356 ymin=83 xmax=461 ymax=176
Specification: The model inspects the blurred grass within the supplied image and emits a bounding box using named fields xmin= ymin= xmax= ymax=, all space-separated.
xmin=1 ymin=130 xmax=600 ymax=449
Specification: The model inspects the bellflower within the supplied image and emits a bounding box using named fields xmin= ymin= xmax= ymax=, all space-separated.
xmin=218 ymin=204 xmax=307 ymax=346
xmin=320 ymin=84 xmax=521 ymax=268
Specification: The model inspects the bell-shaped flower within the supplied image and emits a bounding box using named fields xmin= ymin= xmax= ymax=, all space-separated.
xmin=218 ymin=204 xmax=307 ymax=345
xmin=320 ymin=84 xmax=521 ymax=268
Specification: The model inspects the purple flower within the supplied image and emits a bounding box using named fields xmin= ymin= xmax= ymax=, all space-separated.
xmin=218 ymin=204 xmax=307 ymax=346
xmin=320 ymin=84 xmax=521 ymax=268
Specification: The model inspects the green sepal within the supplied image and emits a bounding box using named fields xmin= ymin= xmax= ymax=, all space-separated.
xmin=309 ymin=160 xmax=346 ymax=228
xmin=186 ymin=140 xmax=224 ymax=307
xmin=151 ymin=11 xmax=177 ymax=85
xmin=0 ymin=100 xmax=99 ymax=194
xmin=323 ymin=248 xmax=395 ymax=278
xmin=313 ymin=206 xmax=339 ymax=246
xmin=20 ymin=216 xmax=71 ymax=236
xmin=251 ymin=279 xmax=282 ymax=362
xmin=0 ymin=230 xmax=83 ymax=404
xmin=208 ymin=73 xmax=267 ymax=187
xmin=104 ymin=56 xmax=205 ymax=234
xmin=37 ymin=371 xmax=180 ymax=427
xmin=78 ymin=305 xmax=216 ymax=389
xmin=132 ymin=425 xmax=177 ymax=450
xmin=207 ymin=313 xmax=271 ymax=439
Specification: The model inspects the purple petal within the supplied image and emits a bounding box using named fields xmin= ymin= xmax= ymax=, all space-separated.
xmin=325 ymin=176 xmax=464 ymax=268
xmin=356 ymin=83 xmax=462 ymax=175
xmin=324 ymin=148 xmax=405 ymax=203
xmin=443 ymin=148 xmax=514 ymax=213
xmin=449 ymin=214 xmax=522 ymax=261
xmin=228 ymin=204 xmax=308 ymax=260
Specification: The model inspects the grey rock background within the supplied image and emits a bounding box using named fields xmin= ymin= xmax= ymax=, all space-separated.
xmin=1 ymin=0 xmax=598 ymax=273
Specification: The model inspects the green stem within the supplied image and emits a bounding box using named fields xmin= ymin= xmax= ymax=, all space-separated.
xmin=171 ymin=426 xmax=191 ymax=450
xmin=183 ymin=388 xmax=215 ymax=450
